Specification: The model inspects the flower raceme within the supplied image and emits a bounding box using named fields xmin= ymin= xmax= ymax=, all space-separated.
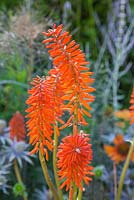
xmin=57 ymin=132 xmax=93 ymax=191
xmin=129 ymin=88 xmax=134 ymax=125
xmin=26 ymin=76 xmax=56 ymax=160
xmin=42 ymin=24 xmax=95 ymax=129
xmin=104 ymin=134 xmax=134 ymax=164
xmin=9 ymin=111 xmax=26 ymax=141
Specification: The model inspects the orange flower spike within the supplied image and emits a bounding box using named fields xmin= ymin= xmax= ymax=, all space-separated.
xmin=104 ymin=134 xmax=134 ymax=164
xmin=57 ymin=132 xmax=93 ymax=191
xmin=26 ymin=76 xmax=55 ymax=159
xmin=9 ymin=111 xmax=26 ymax=141
xmin=129 ymin=88 xmax=134 ymax=125
xmin=42 ymin=24 xmax=95 ymax=129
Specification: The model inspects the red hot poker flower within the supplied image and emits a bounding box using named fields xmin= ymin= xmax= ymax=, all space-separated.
xmin=57 ymin=132 xmax=93 ymax=191
xmin=129 ymin=88 xmax=134 ymax=125
xmin=26 ymin=76 xmax=55 ymax=160
xmin=9 ymin=111 xmax=26 ymax=141
xmin=42 ymin=24 xmax=95 ymax=129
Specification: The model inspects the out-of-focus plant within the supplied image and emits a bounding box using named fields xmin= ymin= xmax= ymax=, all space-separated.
xmin=116 ymin=88 xmax=134 ymax=200
xmin=1 ymin=112 xmax=33 ymax=200
xmin=93 ymin=165 xmax=105 ymax=180
xmin=33 ymin=187 xmax=48 ymax=200
xmin=0 ymin=120 xmax=9 ymax=144
xmin=13 ymin=182 xmax=26 ymax=197
xmin=103 ymin=88 xmax=134 ymax=200
xmin=94 ymin=0 xmax=134 ymax=114
xmin=0 ymin=159 xmax=11 ymax=194
xmin=0 ymin=1 xmax=53 ymax=119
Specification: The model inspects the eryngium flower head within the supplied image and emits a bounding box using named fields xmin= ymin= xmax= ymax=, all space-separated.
xmin=9 ymin=111 xmax=26 ymax=141
xmin=0 ymin=126 xmax=10 ymax=144
xmin=129 ymin=88 xmax=134 ymax=125
xmin=0 ymin=160 xmax=11 ymax=194
xmin=104 ymin=134 xmax=134 ymax=164
xmin=57 ymin=132 xmax=93 ymax=191
xmin=3 ymin=139 xmax=33 ymax=167
xmin=33 ymin=187 xmax=48 ymax=200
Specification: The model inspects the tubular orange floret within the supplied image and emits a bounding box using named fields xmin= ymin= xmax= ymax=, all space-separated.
xmin=42 ymin=24 xmax=95 ymax=130
xmin=9 ymin=111 xmax=26 ymax=141
xmin=47 ymin=67 xmax=65 ymax=125
xmin=129 ymin=88 xmax=134 ymax=125
xmin=26 ymin=76 xmax=56 ymax=160
xmin=57 ymin=132 xmax=93 ymax=191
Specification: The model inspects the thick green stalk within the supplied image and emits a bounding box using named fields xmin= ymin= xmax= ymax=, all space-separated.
xmin=13 ymin=159 xmax=28 ymax=200
xmin=39 ymin=150 xmax=59 ymax=200
xmin=78 ymin=188 xmax=83 ymax=200
xmin=72 ymin=183 xmax=78 ymax=199
xmin=116 ymin=140 xmax=134 ymax=200
xmin=53 ymin=124 xmax=63 ymax=200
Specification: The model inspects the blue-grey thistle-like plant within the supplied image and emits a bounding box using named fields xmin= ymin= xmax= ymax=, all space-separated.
xmin=33 ymin=187 xmax=48 ymax=200
xmin=1 ymin=139 xmax=34 ymax=200
xmin=94 ymin=0 xmax=134 ymax=112
xmin=0 ymin=120 xmax=9 ymax=144
xmin=0 ymin=159 xmax=11 ymax=194
xmin=2 ymin=139 xmax=33 ymax=168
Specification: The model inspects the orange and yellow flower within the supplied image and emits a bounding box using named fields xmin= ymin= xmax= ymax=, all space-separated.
xmin=57 ymin=132 xmax=93 ymax=191
xmin=26 ymin=76 xmax=55 ymax=159
xmin=104 ymin=134 xmax=134 ymax=164
xmin=129 ymin=88 xmax=134 ymax=125
xmin=9 ymin=111 xmax=26 ymax=141
xmin=114 ymin=109 xmax=130 ymax=121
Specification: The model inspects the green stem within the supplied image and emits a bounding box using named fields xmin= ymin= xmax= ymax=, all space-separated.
xmin=72 ymin=183 xmax=77 ymax=199
xmin=39 ymin=150 xmax=59 ymax=200
xmin=53 ymin=124 xmax=63 ymax=200
xmin=13 ymin=159 xmax=28 ymax=200
xmin=116 ymin=140 xmax=134 ymax=200
xmin=78 ymin=188 xmax=83 ymax=200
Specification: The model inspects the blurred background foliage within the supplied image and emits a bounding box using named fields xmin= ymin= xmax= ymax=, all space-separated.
xmin=0 ymin=0 xmax=134 ymax=199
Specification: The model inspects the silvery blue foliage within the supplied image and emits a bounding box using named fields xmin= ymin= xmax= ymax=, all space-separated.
xmin=0 ymin=159 xmax=11 ymax=194
xmin=0 ymin=120 xmax=10 ymax=144
xmin=33 ymin=187 xmax=48 ymax=200
xmin=94 ymin=0 xmax=134 ymax=111
xmin=2 ymin=139 xmax=34 ymax=168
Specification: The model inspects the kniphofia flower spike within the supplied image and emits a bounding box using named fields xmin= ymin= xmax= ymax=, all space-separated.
xmin=57 ymin=131 xmax=93 ymax=191
xmin=42 ymin=24 xmax=95 ymax=129
xmin=9 ymin=111 xmax=26 ymax=142
xmin=26 ymin=76 xmax=55 ymax=160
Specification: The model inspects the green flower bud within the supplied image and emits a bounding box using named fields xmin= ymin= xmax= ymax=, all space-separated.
xmin=93 ymin=165 xmax=104 ymax=179
xmin=13 ymin=182 xmax=26 ymax=196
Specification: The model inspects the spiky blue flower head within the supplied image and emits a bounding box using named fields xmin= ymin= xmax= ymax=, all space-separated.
xmin=33 ymin=187 xmax=48 ymax=200
xmin=2 ymin=139 xmax=34 ymax=167
xmin=0 ymin=159 xmax=11 ymax=194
